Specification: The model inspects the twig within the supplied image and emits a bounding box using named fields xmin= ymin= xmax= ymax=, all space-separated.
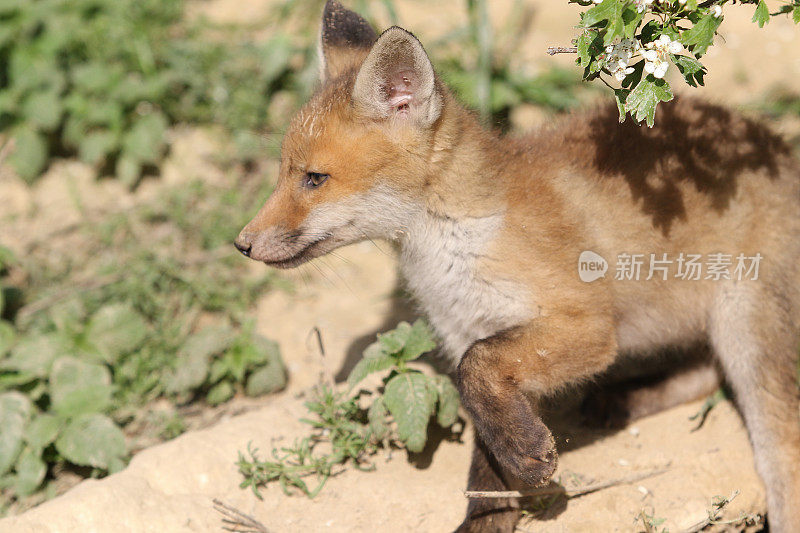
xmin=682 ymin=490 xmax=743 ymax=533
xmin=639 ymin=509 xmax=658 ymax=533
xmin=465 ymin=465 xmax=669 ymax=499
xmin=308 ymin=326 xmax=333 ymax=386
xmin=212 ymin=499 xmax=271 ymax=533
xmin=547 ymin=46 xmax=578 ymax=55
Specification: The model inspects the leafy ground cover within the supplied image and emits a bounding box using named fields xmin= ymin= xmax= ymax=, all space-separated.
xmin=238 ymin=319 xmax=462 ymax=498
xmin=0 ymin=163 xmax=287 ymax=513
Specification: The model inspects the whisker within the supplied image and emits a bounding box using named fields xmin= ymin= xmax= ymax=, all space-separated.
xmin=319 ymin=256 xmax=355 ymax=294
xmin=309 ymin=260 xmax=335 ymax=288
xmin=362 ymin=231 xmax=390 ymax=257
xmin=328 ymin=250 xmax=353 ymax=267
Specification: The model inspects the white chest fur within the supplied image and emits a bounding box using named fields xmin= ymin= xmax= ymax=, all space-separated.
xmin=399 ymin=212 xmax=533 ymax=365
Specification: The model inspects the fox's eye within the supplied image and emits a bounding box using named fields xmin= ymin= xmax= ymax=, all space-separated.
xmin=303 ymin=172 xmax=329 ymax=189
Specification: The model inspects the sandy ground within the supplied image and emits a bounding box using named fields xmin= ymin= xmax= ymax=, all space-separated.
xmin=2 ymin=0 xmax=800 ymax=531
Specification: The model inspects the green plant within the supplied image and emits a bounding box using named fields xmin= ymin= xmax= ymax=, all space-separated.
xmin=0 ymin=0 xmax=311 ymax=183
xmin=238 ymin=319 xmax=461 ymax=498
xmin=637 ymin=508 xmax=669 ymax=533
xmin=759 ymin=86 xmax=800 ymax=119
xmin=0 ymin=173 xmax=285 ymax=509
xmin=571 ymin=0 xmax=800 ymax=126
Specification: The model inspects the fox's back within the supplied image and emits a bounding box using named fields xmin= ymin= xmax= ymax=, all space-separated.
xmin=493 ymin=98 xmax=800 ymax=350
xmin=517 ymin=98 xmax=800 ymax=254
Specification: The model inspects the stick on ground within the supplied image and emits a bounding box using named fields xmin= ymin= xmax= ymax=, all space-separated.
xmin=464 ymin=465 xmax=670 ymax=499
xmin=213 ymin=498 xmax=271 ymax=533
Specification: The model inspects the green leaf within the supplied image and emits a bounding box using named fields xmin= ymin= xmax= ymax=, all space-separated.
xmin=0 ymin=245 xmax=15 ymax=268
xmin=246 ymin=363 xmax=286 ymax=396
xmin=115 ymin=153 xmax=141 ymax=187
xmin=22 ymin=90 xmax=63 ymax=132
xmin=13 ymin=446 xmax=46 ymax=496
xmin=0 ymin=372 xmax=36 ymax=391
xmin=432 ymin=375 xmax=460 ymax=428
xmin=0 ymin=391 xmax=31 ymax=475
xmin=250 ymin=335 xmax=282 ymax=368
xmin=55 ymin=413 xmax=126 ymax=470
xmin=207 ymin=380 xmax=234 ymax=405
xmin=0 ymin=0 xmax=24 ymax=15
xmin=582 ymin=0 xmax=622 ymax=27
xmin=0 ymin=321 xmax=16 ymax=358
xmin=398 ymin=319 xmax=436 ymax=362
xmin=673 ymin=55 xmax=707 ymax=87
xmin=78 ymin=130 xmax=118 ymax=166
xmin=71 ymin=63 xmax=122 ymax=94
xmin=121 ymin=112 xmax=168 ymax=164
xmin=9 ymin=126 xmax=48 ymax=182
xmin=347 ymin=353 xmax=395 ymax=388
xmin=214 ymin=335 xmax=279 ymax=384
xmin=2 ymin=333 xmax=68 ymax=377
xmin=625 ymin=75 xmax=674 ymax=127
xmin=49 ymin=297 xmax=86 ymax=334
xmin=85 ymin=100 xmax=123 ymax=130
xmin=165 ymin=349 xmax=210 ymax=395
xmin=367 ymin=396 xmax=390 ymax=440
xmin=680 ymin=12 xmax=722 ymax=56
xmin=84 ymin=304 xmax=148 ymax=363
xmin=377 ymin=322 xmax=411 ymax=354
xmin=752 ymin=0 xmax=770 ymax=27
xmin=614 ymin=88 xmax=629 ymax=123
xmin=383 ymin=372 xmax=437 ymax=453
xmin=49 ymin=357 xmax=113 ymax=417
xmin=490 ymin=79 xmax=521 ymax=112
xmin=164 ymin=326 xmax=235 ymax=395
xmin=185 ymin=326 xmax=237 ymax=360
xmin=24 ymin=413 xmax=60 ymax=451
xmin=582 ymin=0 xmax=642 ymax=45
xmin=576 ymin=31 xmax=594 ymax=68
xmin=794 ymin=5 xmax=800 ymax=24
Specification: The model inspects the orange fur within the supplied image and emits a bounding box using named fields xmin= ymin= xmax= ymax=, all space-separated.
xmin=236 ymin=2 xmax=800 ymax=531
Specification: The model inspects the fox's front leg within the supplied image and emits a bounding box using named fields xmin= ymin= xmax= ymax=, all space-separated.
xmin=457 ymin=313 xmax=617 ymax=487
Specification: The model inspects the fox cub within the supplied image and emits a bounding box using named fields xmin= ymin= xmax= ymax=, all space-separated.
xmin=236 ymin=1 xmax=800 ymax=531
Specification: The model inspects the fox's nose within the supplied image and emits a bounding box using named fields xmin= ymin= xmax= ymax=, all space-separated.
xmin=234 ymin=239 xmax=252 ymax=257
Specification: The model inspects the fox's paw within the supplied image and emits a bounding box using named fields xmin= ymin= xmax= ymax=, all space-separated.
xmin=485 ymin=416 xmax=558 ymax=487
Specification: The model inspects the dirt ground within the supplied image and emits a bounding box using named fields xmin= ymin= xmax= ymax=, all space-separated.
xmin=1 ymin=1 xmax=799 ymax=532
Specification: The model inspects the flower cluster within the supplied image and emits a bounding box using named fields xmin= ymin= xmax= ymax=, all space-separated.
xmin=577 ymin=0 xmax=798 ymax=127
xmin=605 ymin=39 xmax=640 ymax=81
xmin=643 ymin=34 xmax=683 ymax=78
xmin=603 ymin=34 xmax=682 ymax=81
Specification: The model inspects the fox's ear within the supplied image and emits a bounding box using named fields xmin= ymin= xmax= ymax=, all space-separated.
xmin=352 ymin=26 xmax=442 ymax=128
xmin=320 ymin=0 xmax=377 ymax=82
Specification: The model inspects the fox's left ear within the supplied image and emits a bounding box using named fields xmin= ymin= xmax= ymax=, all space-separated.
xmin=320 ymin=0 xmax=377 ymax=82
xmin=352 ymin=27 xmax=443 ymax=128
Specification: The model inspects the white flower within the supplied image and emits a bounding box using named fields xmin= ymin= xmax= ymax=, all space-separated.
xmin=678 ymin=0 xmax=687 ymax=4
xmin=592 ymin=0 xmax=603 ymax=3
xmin=634 ymin=0 xmax=655 ymax=13
xmin=611 ymin=63 xmax=635 ymax=81
xmin=711 ymin=4 xmax=723 ymax=17
xmin=643 ymin=34 xmax=683 ymax=79
xmin=604 ymin=39 xmax=640 ymax=81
